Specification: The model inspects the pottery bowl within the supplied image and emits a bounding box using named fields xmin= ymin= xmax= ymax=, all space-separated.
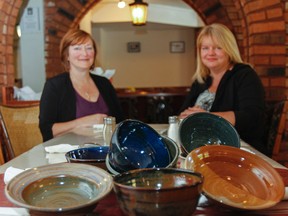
xmin=5 ymin=163 xmax=113 ymax=215
xmin=184 ymin=145 xmax=285 ymax=210
xmin=113 ymin=168 xmax=203 ymax=216
xmin=65 ymin=146 xmax=109 ymax=170
xmin=179 ymin=112 xmax=240 ymax=156
xmin=107 ymin=135 xmax=180 ymax=175
xmin=108 ymin=119 xmax=171 ymax=173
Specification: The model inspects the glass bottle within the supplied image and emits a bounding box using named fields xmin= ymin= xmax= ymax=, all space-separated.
xmin=167 ymin=116 xmax=180 ymax=148
xmin=103 ymin=116 xmax=116 ymax=146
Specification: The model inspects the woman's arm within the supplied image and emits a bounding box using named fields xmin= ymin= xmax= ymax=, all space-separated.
xmin=52 ymin=113 xmax=107 ymax=137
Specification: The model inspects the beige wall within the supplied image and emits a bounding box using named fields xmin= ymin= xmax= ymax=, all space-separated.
xmin=92 ymin=25 xmax=196 ymax=88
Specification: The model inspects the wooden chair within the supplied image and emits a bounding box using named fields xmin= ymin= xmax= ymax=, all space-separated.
xmin=265 ymin=100 xmax=288 ymax=166
xmin=0 ymin=104 xmax=43 ymax=161
xmin=1 ymin=86 xmax=39 ymax=107
xmin=0 ymin=141 xmax=4 ymax=165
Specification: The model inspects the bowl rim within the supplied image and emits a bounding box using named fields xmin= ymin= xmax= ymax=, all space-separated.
xmin=184 ymin=145 xmax=285 ymax=210
xmin=179 ymin=112 xmax=240 ymax=155
xmin=113 ymin=167 xmax=203 ymax=191
xmin=5 ymin=163 xmax=113 ymax=213
xmin=111 ymin=119 xmax=171 ymax=169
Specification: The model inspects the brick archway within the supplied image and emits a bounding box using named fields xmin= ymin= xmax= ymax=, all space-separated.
xmin=0 ymin=0 xmax=287 ymax=99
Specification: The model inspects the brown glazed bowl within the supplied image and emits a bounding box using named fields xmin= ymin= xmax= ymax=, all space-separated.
xmin=184 ymin=145 xmax=285 ymax=210
xmin=113 ymin=168 xmax=203 ymax=216
xmin=5 ymin=163 xmax=113 ymax=215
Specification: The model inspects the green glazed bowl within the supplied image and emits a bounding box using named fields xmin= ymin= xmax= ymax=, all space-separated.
xmin=179 ymin=112 xmax=240 ymax=156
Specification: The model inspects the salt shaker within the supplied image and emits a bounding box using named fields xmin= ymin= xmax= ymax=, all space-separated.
xmin=167 ymin=116 xmax=180 ymax=147
xmin=103 ymin=116 xmax=116 ymax=146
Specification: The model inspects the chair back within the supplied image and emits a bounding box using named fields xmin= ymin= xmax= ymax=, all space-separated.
xmin=265 ymin=100 xmax=288 ymax=157
xmin=0 ymin=142 xmax=4 ymax=165
xmin=0 ymin=104 xmax=42 ymax=160
xmin=1 ymin=86 xmax=39 ymax=107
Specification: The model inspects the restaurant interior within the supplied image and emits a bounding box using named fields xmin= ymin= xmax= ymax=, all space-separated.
xmin=3 ymin=0 xmax=287 ymax=158
xmin=0 ymin=0 xmax=288 ymax=216
xmin=0 ymin=0 xmax=287 ymax=215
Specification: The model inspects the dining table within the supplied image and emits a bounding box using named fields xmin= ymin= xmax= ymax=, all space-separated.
xmin=0 ymin=124 xmax=288 ymax=216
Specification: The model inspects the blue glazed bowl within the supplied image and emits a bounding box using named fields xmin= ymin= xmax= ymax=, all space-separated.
xmin=65 ymin=146 xmax=109 ymax=170
xmin=108 ymin=120 xmax=171 ymax=173
xmin=179 ymin=112 xmax=240 ymax=156
xmin=107 ymin=135 xmax=180 ymax=175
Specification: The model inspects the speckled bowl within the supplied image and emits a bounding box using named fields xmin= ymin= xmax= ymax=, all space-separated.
xmin=108 ymin=119 xmax=171 ymax=173
xmin=5 ymin=163 xmax=113 ymax=215
xmin=184 ymin=145 xmax=285 ymax=210
xmin=106 ymin=135 xmax=180 ymax=175
xmin=113 ymin=168 xmax=203 ymax=216
xmin=179 ymin=112 xmax=240 ymax=156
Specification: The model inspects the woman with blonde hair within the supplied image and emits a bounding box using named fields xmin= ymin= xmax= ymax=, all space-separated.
xmin=179 ymin=23 xmax=266 ymax=154
xmin=39 ymin=29 xmax=123 ymax=141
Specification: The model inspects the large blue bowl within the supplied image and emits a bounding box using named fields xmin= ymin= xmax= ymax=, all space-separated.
xmin=107 ymin=135 xmax=180 ymax=175
xmin=108 ymin=120 xmax=171 ymax=173
xmin=179 ymin=113 xmax=240 ymax=156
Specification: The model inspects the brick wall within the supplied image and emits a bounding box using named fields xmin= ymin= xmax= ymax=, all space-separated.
xmin=0 ymin=0 xmax=21 ymax=87
xmin=0 ymin=0 xmax=287 ymax=136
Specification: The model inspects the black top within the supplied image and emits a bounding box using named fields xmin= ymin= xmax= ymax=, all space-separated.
xmin=179 ymin=63 xmax=267 ymax=154
xmin=39 ymin=72 xmax=124 ymax=142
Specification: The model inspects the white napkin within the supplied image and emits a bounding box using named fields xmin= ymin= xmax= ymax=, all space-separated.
xmin=0 ymin=207 xmax=29 ymax=215
xmin=44 ymin=144 xmax=78 ymax=153
xmin=45 ymin=144 xmax=78 ymax=164
xmin=4 ymin=167 xmax=26 ymax=184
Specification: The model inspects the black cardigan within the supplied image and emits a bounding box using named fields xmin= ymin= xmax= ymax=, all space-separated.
xmin=179 ymin=63 xmax=267 ymax=154
xmin=39 ymin=72 xmax=124 ymax=142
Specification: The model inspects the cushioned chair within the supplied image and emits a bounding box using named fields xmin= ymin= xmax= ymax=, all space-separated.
xmin=0 ymin=104 xmax=42 ymax=160
xmin=265 ymin=100 xmax=288 ymax=166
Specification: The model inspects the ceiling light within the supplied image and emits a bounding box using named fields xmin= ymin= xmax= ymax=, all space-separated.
xmin=118 ymin=0 xmax=126 ymax=9
xmin=129 ymin=0 xmax=148 ymax=26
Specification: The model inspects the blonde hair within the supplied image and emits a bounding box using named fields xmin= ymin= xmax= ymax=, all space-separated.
xmin=60 ymin=28 xmax=97 ymax=71
xmin=193 ymin=23 xmax=243 ymax=83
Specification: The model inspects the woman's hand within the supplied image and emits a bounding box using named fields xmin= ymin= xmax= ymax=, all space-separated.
xmin=179 ymin=106 xmax=207 ymax=119
xmin=77 ymin=113 xmax=108 ymax=127
xmin=52 ymin=113 xmax=108 ymax=137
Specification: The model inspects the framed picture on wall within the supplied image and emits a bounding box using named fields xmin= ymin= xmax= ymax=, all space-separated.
xmin=127 ymin=42 xmax=141 ymax=53
xmin=170 ymin=41 xmax=185 ymax=53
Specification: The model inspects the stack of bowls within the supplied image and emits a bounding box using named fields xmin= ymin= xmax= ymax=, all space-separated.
xmin=179 ymin=112 xmax=240 ymax=156
xmin=106 ymin=119 xmax=180 ymax=175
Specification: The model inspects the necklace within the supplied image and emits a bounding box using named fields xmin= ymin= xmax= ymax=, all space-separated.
xmin=72 ymin=79 xmax=92 ymax=101
xmin=84 ymin=92 xmax=90 ymax=101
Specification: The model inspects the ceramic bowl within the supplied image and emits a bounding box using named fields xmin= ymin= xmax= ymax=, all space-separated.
xmin=65 ymin=146 xmax=109 ymax=170
xmin=5 ymin=163 xmax=113 ymax=215
xmin=113 ymin=168 xmax=203 ymax=216
xmin=106 ymin=135 xmax=180 ymax=175
xmin=179 ymin=112 xmax=240 ymax=156
xmin=108 ymin=119 xmax=170 ymax=173
xmin=184 ymin=145 xmax=285 ymax=210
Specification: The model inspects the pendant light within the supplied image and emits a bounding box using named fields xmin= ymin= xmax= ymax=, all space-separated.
xmin=129 ymin=0 xmax=148 ymax=26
